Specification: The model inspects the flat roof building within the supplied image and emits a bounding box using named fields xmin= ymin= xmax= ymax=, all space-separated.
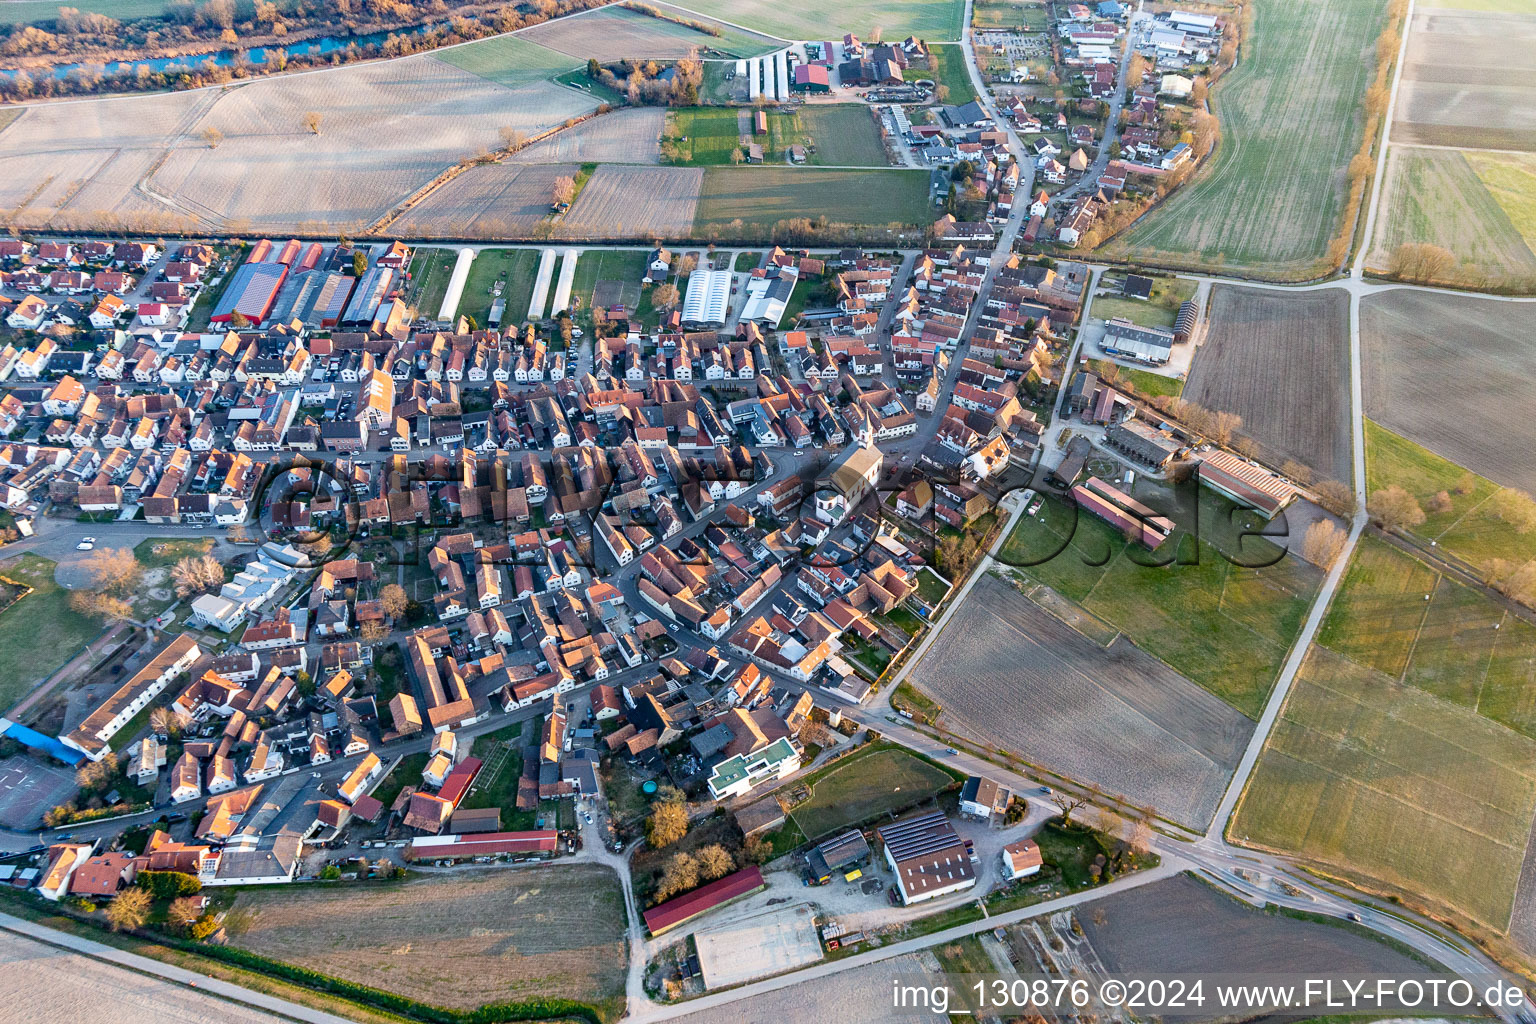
xmin=682 ymin=269 xmax=733 ymax=325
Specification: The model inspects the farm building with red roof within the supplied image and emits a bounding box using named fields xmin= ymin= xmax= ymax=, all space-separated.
xmin=643 ymin=865 xmax=766 ymax=935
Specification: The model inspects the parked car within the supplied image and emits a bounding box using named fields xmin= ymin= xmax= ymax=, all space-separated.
xmin=76 ymin=537 xmax=95 ymax=550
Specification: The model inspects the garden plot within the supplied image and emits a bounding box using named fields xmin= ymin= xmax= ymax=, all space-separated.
xmin=392 ymin=162 xmax=579 ymax=239
xmin=1184 ymin=285 xmax=1352 ymax=483
xmin=908 ymin=573 xmax=1251 ymax=828
xmin=511 ymin=108 xmax=664 ymax=164
xmin=556 ymin=165 xmax=703 ymax=239
xmin=694 ymin=904 xmax=824 ymax=989
xmin=1362 ymin=289 xmax=1536 ymax=493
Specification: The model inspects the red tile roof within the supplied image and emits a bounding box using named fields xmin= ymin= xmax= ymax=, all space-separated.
xmin=643 ymin=865 xmax=765 ymax=935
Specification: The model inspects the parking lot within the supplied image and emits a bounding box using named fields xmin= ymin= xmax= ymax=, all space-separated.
xmin=0 ymin=756 xmax=76 ymax=831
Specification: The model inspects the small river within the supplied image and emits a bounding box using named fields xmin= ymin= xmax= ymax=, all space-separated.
xmin=1 ymin=23 xmax=437 ymax=80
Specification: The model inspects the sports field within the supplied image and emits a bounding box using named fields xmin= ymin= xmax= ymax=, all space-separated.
xmin=694 ymin=167 xmax=931 ymax=232
xmin=662 ymin=0 xmax=964 ymax=40
xmin=995 ymin=488 xmax=1323 ymax=719
xmin=433 ymin=34 xmax=583 ymax=88
xmin=1235 ymin=621 xmax=1536 ymax=931
xmin=1107 ymin=0 xmax=1389 ymax=275
xmin=785 ymin=746 xmax=957 ymax=840
xmin=1368 ymin=147 xmax=1536 ymax=289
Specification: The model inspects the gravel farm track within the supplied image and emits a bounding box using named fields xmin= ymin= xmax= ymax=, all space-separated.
xmin=223 ymin=865 xmax=629 ymax=1014
xmin=907 ymin=573 xmax=1251 ymax=829
xmin=1362 ymin=289 xmax=1536 ymax=493
xmin=1184 ymin=285 xmax=1353 ymax=484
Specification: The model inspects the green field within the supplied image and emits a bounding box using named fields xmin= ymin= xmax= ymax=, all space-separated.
xmin=1315 ymin=537 xmax=1536 ymax=736
xmin=666 ymin=106 xmax=888 ymax=166
xmin=926 ymin=43 xmax=979 ymax=106
xmin=1369 ymin=147 xmax=1536 ymax=289
xmin=972 ymin=0 xmax=1047 ymax=30
xmin=1090 ymin=275 xmax=1197 ymax=329
xmin=1108 ymin=0 xmax=1389 ymax=275
xmin=1087 ymin=360 xmax=1184 ymax=399
xmin=434 ymin=34 xmax=581 ymax=88
xmin=695 ymin=167 xmax=932 ymax=232
xmin=1234 ymin=643 xmax=1536 ymax=931
xmin=456 ymin=248 xmax=540 ymax=330
xmin=997 ymin=488 xmax=1322 ymax=717
xmin=0 ymin=0 xmax=172 ymax=23
xmin=1364 ymin=421 xmax=1536 ymax=576
xmin=0 ymin=554 xmax=105 ymax=712
xmin=662 ymin=0 xmax=965 ymax=40
xmin=785 ymin=746 xmax=958 ymax=840
xmin=404 ymin=247 xmax=463 ymax=323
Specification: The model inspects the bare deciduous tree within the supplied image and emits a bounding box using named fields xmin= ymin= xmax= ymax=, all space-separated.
xmin=379 ymin=583 xmax=408 ymax=620
xmin=1489 ymin=488 xmax=1536 ymax=534
xmin=1314 ymin=479 xmax=1357 ymax=519
xmin=171 ymin=554 xmax=224 ymax=598
xmin=303 ymin=110 xmax=323 ymax=135
xmin=1301 ymin=519 xmax=1348 ymax=569
xmin=202 ymin=126 xmax=223 ymax=149
xmin=552 ymin=175 xmax=576 ymax=206
xmin=652 ymin=282 xmax=680 ymax=310
xmin=1388 ymin=242 xmax=1453 ymax=284
xmin=1367 ymin=485 xmax=1426 ymax=532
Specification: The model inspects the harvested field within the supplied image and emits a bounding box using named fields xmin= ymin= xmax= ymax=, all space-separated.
xmin=695 ymin=167 xmax=930 ymax=232
xmin=1392 ymin=6 xmax=1536 ymax=152
xmin=432 ymin=34 xmax=582 ymax=88
xmin=511 ymin=108 xmax=664 ymax=164
xmin=225 ymin=865 xmax=628 ymax=1016
xmin=663 ymin=0 xmax=964 ymax=39
xmin=1080 ymin=873 xmax=1437 ymax=976
xmin=522 ymin=4 xmax=781 ymax=60
xmin=1106 ymin=0 xmax=1388 ymax=275
xmin=557 ymin=165 xmax=702 ymax=239
xmin=675 ymin=953 xmax=938 ymax=1024
xmin=909 ymin=572 xmax=1252 ymax=827
xmin=392 ymin=162 xmax=578 ymax=239
xmin=0 ymin=51 xmax=594 ymax=234
xmin=1361 ymin=289 xmax=1536 ymax=492
xmin=695 ymin=904 xmax=823 ymax=989
xmin=785 ymin=745 xmax=956 ymax=840
xmin=1184 ymin=285 xmax=1352 ymax=483
xmin=1233 ymin=643 xmax=1536 ymax=931
xmin=1367 ymin=146 xmax=1536 ymax=290
xmin=0 ymin=928 xmax=290 ymax=1024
